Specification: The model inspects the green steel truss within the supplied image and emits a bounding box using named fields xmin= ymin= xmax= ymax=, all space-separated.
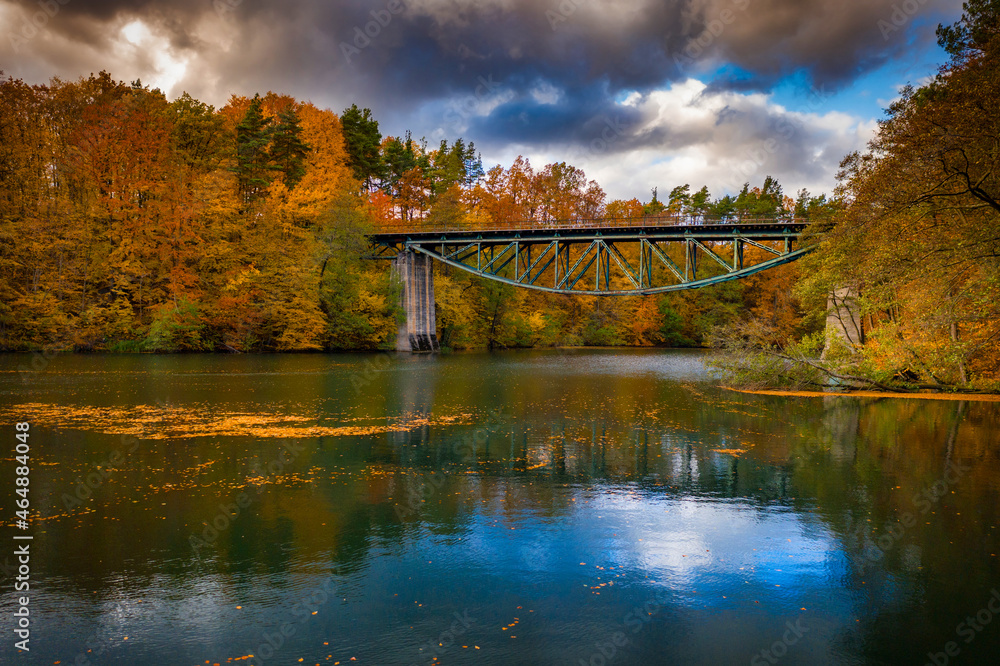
xmin=370 ymin=222 xmax=811 ymax=296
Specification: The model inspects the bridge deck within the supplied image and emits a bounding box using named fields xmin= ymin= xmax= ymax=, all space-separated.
xmin=370 ymin=218 xmax=813 ymax=296
xmin=372 ymin=220 xmax=808 ymax=244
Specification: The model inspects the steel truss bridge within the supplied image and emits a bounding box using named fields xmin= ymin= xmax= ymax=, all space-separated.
xmin=370 ymin=218 xmax=812 ymax=296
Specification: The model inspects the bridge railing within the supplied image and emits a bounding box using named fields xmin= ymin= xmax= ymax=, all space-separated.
xmin=373 ymin=213 xmax=803 ymax=235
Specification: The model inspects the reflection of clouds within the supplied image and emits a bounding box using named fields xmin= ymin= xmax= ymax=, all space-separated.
xmin=605 ymin=496 xmax=838 ymax=593
xmin=518 ymin=541 xmax=553 ymax=572
xmin=642 ymin=530 xmax=712 ymax=574
xmin=501 ymin=349 xmax=710 ymax=382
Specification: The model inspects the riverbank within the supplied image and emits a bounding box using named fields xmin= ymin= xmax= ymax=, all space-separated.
xmin=725 ymin=387 xmax=1000 ymax=402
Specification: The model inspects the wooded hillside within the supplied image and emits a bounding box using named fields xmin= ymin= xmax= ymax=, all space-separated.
xmin=1 ymin=2 xmax=995 ymax=392
xmin=0 ymin=74 xmax=825 ymax=353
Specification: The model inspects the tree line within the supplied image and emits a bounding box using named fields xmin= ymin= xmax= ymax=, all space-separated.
xmin=0 ymin=2 xmax=995 ymax=392
xmin=0 ymin=70 xmax=830 ymax=353
xmin=713 ymin=0 xmax=1000 ymax=392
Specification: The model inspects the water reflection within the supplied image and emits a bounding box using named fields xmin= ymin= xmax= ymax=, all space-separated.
xmin=0 ymin=350 xmax=997 ymax=665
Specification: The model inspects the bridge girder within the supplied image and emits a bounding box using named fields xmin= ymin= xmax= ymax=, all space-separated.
xmin=371 ymin=223 xmax=811 ymax=296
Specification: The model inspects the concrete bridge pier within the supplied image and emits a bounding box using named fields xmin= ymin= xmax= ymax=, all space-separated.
xmin=392 ymin=251 xmax=439 ymax=353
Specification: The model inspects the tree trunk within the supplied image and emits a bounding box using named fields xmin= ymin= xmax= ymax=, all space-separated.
xmin=951 ymin=321 xmax=968 ymax=385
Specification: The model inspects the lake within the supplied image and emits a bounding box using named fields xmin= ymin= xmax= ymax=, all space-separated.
xmin=1 ymin=349 xmax=999 ymax=665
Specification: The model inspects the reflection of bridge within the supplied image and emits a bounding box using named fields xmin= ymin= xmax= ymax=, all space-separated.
xmin=370 ymin=217 xmax=813 ymax=352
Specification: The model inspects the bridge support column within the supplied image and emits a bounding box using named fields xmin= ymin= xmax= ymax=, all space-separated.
xmin=392 ymin=251 xmax=439 ymax=353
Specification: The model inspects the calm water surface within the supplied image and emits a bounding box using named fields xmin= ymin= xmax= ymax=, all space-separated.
xmin=0 ymin=349 xmax=999 ymax=665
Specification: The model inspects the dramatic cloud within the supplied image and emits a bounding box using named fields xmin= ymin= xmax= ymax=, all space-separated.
xmin=479 ymin=79 xmax=877 ymax=201
xmin=0 ymin=0 xmax=960 ymax=197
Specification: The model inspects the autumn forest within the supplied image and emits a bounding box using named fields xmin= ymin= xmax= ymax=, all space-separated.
xmin=0 ymin=3 xmax=998 ymax=391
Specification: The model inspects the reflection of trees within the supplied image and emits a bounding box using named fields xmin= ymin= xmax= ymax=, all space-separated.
xmin=19 ymin=354 xmax=1000 ymax=666
xmin=786 ymin=398 xmax=1000 ymax=664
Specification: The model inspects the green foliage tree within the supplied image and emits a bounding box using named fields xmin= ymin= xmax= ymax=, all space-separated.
xmin=340 ymin=104 xmax=384 ymax=191
xmin=269 ymin=108 xmax=311 ymax=190
xmin=690 ymin=186 xmax=712 ymax=220
xmin=318 ymin=192 xmax=398 ymax=349
xmin=668 ymin=184 xmax=691 ymax=214
xmin=170 ymin=92 xmax=228 ymax=172
xmin=936 ymin=0 xmax=1000 ymax=58
xmin=643 ymin=188 xmax=666 ymax=216
xmin=233 ymin=94 xmax=273 ymax=206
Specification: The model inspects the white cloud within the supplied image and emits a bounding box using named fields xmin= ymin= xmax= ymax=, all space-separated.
xmin=482 ymin=79 xmax=878 ymax=201
xmin=112 ymin=20 xmax=190 ymax=98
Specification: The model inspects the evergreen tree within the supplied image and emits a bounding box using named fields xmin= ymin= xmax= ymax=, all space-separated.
xmin=383 ymin=134 xmax=415 ymax=197
xmin=463 ymin=141 xmax=485 ymax=187
xmin=269 ymin=107 xmax=311 ymax=190
xmin=711 ymin=195 xmax=736 ymax=221
xmin=690 ymin=186 xmax=712 ymax=221
xmin=936 ymin=0 xmax=1000 ymax=58
xmin=340 ymin=104 xmax=383 ymax=191
xmin=432 ymin=138 xmax=465 ymax=194
xmin=233 ymin=94 xmax=272 ymax=206
xmin=668 ymin=184 xmax=691 ymax=214
xmin=429 ymin=138 xmax=484 ymax=196
xmin=734 ymin=184 xmax=753 ymax=220
xmin=643 ymin=187 xmax=666 ymax=216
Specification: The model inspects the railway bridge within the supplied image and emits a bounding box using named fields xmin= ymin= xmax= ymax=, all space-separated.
xmin=370 ymin=217 xmax=812 ymax=352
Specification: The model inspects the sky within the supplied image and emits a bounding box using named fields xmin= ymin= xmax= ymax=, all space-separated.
xmin=0 ymin=0 xmax=963 ymax=202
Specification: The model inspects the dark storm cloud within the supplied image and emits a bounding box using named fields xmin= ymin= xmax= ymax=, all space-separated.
xmin=0 ymin=0 xmax=957 ymax=197
xmin=4 ymin=0 xmax=954 ymax=106
xmin=461 ymin=81 xmax=644 ymax=145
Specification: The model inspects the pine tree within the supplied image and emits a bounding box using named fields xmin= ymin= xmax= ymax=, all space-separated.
xmin=643 ymin=188 xmax=666 ymax=216
xmin=233 ymin=94 xmax=272 ymax=206
xmin=269 ymin=107 xmax=310 ymax=190
xmin=340 ymin=104 xmax=383 ymax=191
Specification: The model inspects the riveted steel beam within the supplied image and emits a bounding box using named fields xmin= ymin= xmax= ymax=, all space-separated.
xmin=373 ymin=221 xmax=814 ymax=296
